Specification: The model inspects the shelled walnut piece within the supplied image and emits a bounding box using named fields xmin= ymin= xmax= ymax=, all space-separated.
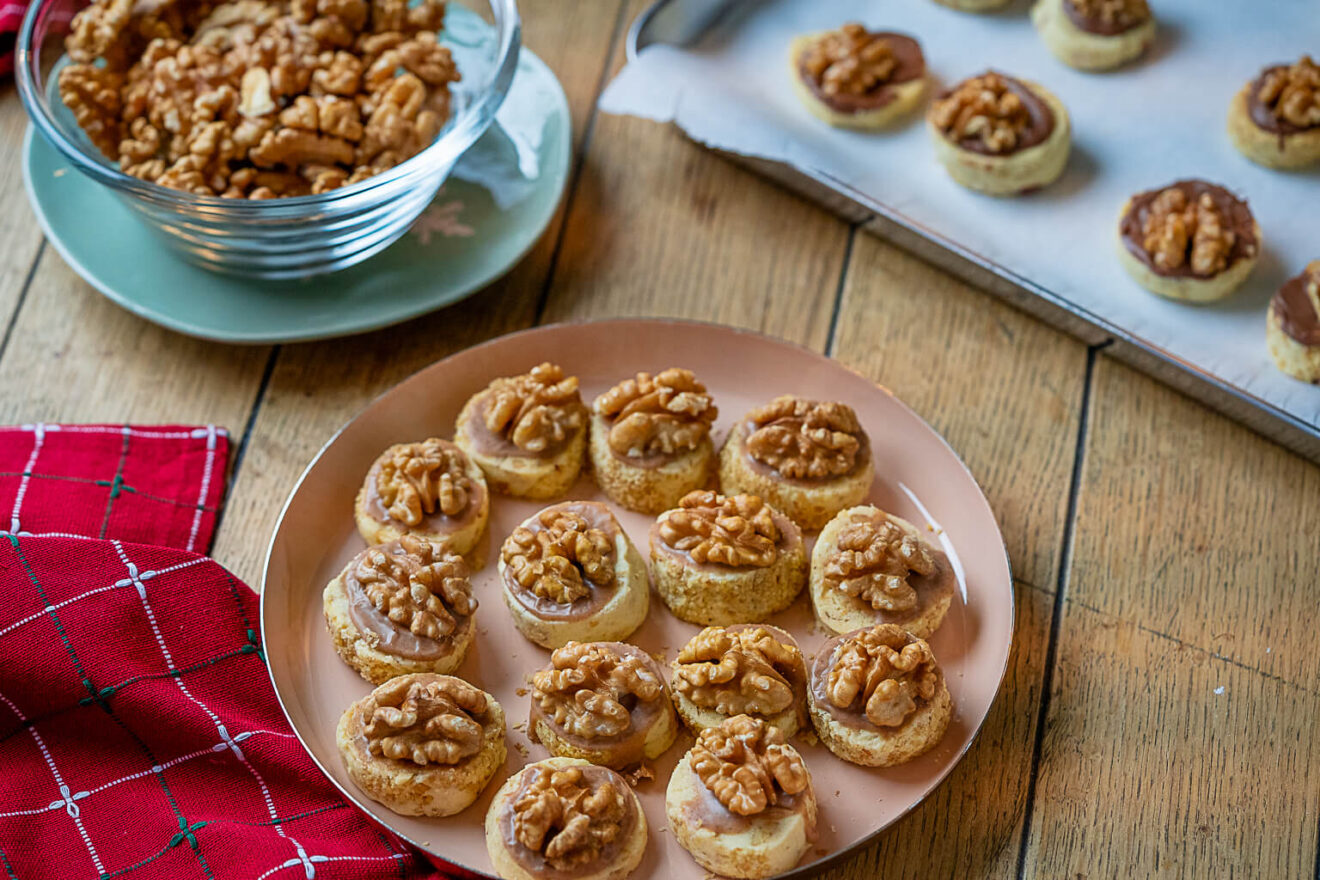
xmin=1256 ymin=56 xmax=1320 ymax=130
xmin=354 ymin=537 xmax=476 ymax=639
xmin=502 ymin=509 xmax=616 ymax=604
xmin=377 ymin=439 xmax=470 ymax=525
xmin=689 ymin=715 xmax=808 ymax=816
xmin=745 ymin=396 xmax=862 ymax=480
xmin=657 ymin=490 xmax=780 ymax=567
xmin=362 ymin=674 xmax=489 ymax=765
xmin=673 ymin=628 xmax=800 ymax=716
xmin=1140 ymin=187 xmax=1238 ymax=277
xmin=512 ymin=765 xmax=629 ymax=871
xmin=531 ymin=642 xmax=664 ymax=739
xmin=1067 ymin=0 xmax=1150 ymax=29
xmin=594 ymin=368 xmax=717 ymax=458
xmin=930 ymin=73 xmax=1033 ymax=155
xmin=485 ymin=363 xmax=586 ymax=454
xmin=58 ymin=0 xmax=459 ymax=198
xmin=827 ymin=627 xmax=940 ymax=728
xmin=823 ymin=519 xmax=934 ymax=612
xmin=799 ymin=23 xmax=896 ymax=96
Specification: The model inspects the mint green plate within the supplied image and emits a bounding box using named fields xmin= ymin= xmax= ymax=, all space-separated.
xmin=22 ymin=46 xmax=570 ymax=344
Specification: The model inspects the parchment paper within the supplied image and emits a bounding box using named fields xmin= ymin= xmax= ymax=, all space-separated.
xmin=600 ymin=0 xmax=1320 ymax=429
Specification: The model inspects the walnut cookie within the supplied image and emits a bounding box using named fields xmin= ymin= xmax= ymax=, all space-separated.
xmin=528 ymin=641 xmax=678 ymax=769
xmin=808 ymin=625 xmax=952 ymax=767
xmin=1228 ymin=55 xmax=1320 ymax=170
xmin=455 ymin=363 xmax=589 ymax=499
xmin=353 ymin=437 xmax=489 ymax=555
xmin=1267 ymin=261 xmax=1320 ymax=384
xmin=927 ymin=71 xmax=1071 ymax=196
xmin=484 ymin=758 xmax=647 ymax=880
xmin=589 ymin=368 xmax=718 ymax=514
xmin=649 ymin=490 xmax=807 ymax=625
xmin=323 ymin=536 xmax=478 ymax=683
xmin=1116 ymin=179 xmax=1261 ymax=302
xmin=718 ymin=396 xmax=874 ymax=531
xmin=1031 ymin=0 xmax=1156 ymax=72
xmin=58 ymin=0 xmax=460 ymax=198
xmin=499 ymin=501 xmax=649 ymax=649
xmin=788 ymin=23 xmax=927 ymax=130
xmin=665 ymin=714 xmax=817 ymax=879
xmin=336 ymin=673 xmax=505 ymax=817
xmin=670 ymin=624 xmax=808 ymax=738
xmin=809 ymin=505 xmax=956 ymax=639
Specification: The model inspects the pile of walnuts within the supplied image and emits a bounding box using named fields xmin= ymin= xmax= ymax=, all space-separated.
xmin=798 ymin=22 xmax=897 ymax=97
xmin=689 ymin=715 xmax=809 ymax=816
xmin=656 ymin=490 xmax=781 ymax=568
xmin=531 ymin=642 xmax=664 ymax=740
xmin=353 ymin=537 xmax=477 ymax=641
xmin=501 ymin=508 xmax=616 ymax=604
xmin=1139 ymin=187 xmax=1239 ymax=277
xmin=512 ymin=765 xmax=630 ymax=871
xmin=672 ymin=627 xmax=801 ymax=717
xmin=1256 ymin=55 xmax=1320 ymax=130
xmin=930 ymin=73 xmax=1036 ymax=155
xmin=58 ymin=0 xmax=460 ymax=198
xmin=823 ymin=517 xmax=935 ymax=612
xmin=594 ymin=368 xmax=717 ymax=459
xmin=744 ymin=396 xmax=862 ymax=481
xmin=484 ymin=363 xmax=587 ymax=455
xmin=376 ymin=439 xmax=471 ymax=525
xmin=826 ymin=626 xmax=940 ymax=728
xmin=362 ymin=675 xmax=489 ymax=766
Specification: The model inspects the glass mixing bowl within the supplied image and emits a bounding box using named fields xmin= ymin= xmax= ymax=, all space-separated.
xmin=17 ymin=0 xmax=519 ymax=279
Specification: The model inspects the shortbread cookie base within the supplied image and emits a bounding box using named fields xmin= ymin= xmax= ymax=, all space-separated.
xmin=1267 ymin=307 xmax=1320 ymax=383
xmin=336 ymin=687 xmax=505 ymax=817
xmin=808 ymin=677 xmax=952 ymax=767
xmin=1227 ymin=86 xmax=1320 ymax=170
xmin=1031 ymin=0 xmax=1155 ymax=71
xmin=665 ymin=756 xmax=815 ymax=879
xmin=588 ymin=412 xmax=713 ymax=514
xmin=484 ymin=757 xmax=648 ymax=880
xmin=929 ymin=80 xmax=1071 ymax=196
xmin=1115 ymin=207 xmax=1261 ymax=302
xmin=650 ymin=539 xmax=807 ymax=626
xmin=717 ymin=427 xmax=873 ymax=531
xmin=672 ymin=688 xmax=801 ymax=740
xmin=787 ymin=35 xmax=927 ymax=130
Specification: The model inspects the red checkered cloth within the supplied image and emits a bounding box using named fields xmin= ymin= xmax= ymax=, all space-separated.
xmin=0 ymin=424 xmax=456 ymax=880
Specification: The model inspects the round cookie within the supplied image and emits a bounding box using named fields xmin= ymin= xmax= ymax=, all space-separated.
xmin=809 ymin=505 xmax=956 ymax=639
xmin=1031 ymin=0 xmax=1155 ymax=72
xmin=1116 ymin=179 xmax=1261 ymax=302
xmin=649 ymin=490 xmax=806 ymax=626
xmin=808 ymin=625 xmax=952 ymax=767
xmin=1267 ymin=262 xmax=1320 ymax=383
xmin=485 ymin=758 xmax=647 ymax=880
xmin=323 ymin=537 xmax=478 ymax=684
xmin=788 ymin=25 xmax=928 ymax=129
xmin=499 ymin=501 xmax=649 ymax=649
xmin=336 ymin=674 xmax=505 ymax=817
xmin=670 ymin=624 xmax=808 ymax=739
xmin=928 ymin=71 xmax=1071 ymax=196
xmin=353 ymin=437 xmax=489 ymax=556
xmin=454 ymin=362 xmax=587 ymax=500
xmin=1228 ymin=56 xmax=1320 ymax=170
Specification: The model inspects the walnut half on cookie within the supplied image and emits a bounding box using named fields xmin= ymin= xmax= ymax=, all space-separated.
xmin=336 ymin=673 xmax=506 ymax=817
xmin=589 ymin=368 xmax=718 ymax=514
xmin=670 ymin=624 xmax=808 ymax=738
xmin=788 ymin=24 xmax=928 ymax=130
xmin=353 ymin=437 xmax=489 ymax=555
xmin=485 ymin=758 xmax=648 ymax=880
xmin=927 ymin=71 xmax=1071 ymax=196
xmin=649 ymin=490 xmax=807 ymax=625
xmin=665 ymin=714 xmax=817 ymax=879
xmin=718 ymin=396 xmax=874 ymax=531
xmin=1116 ymin=179 xmax=1261 ymax=302
xmin=808 ymin=625 xmax=952 ymax=767
xmin=323 ymin=536 xmax=479 ymax=684
xmin=528 ymin=641 xmax=678 ymax=769
xmin=809 ymin=505 xmax=956 ymax=639
xmin=455 ymin=363 xmax=588 ymax=499
xmin=1229 ymin=56 xmax=1320 ymax=170
xmin=1031 ymin=0 xmax=1156 ymax=72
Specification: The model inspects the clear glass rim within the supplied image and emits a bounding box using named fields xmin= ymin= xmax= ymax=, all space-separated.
xmin=15 ymin=0 xmax=521 ymax=213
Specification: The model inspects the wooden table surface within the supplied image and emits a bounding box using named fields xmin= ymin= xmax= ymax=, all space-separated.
xmin=3 ymin=2 xmax=1317 ymax=877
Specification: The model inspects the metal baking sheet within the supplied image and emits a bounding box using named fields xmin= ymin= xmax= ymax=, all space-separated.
xmin=615 ymin=0 xmax=1320 ymax=464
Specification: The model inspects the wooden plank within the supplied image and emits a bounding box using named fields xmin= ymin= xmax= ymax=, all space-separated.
xmin=209 ymin=0 xmax=627 ymax=584
xmin=1022 ymin=601 xmax=1320 ymax=878
xmin=831 ymin=235 xmax=1087 ymax=590
xmin=0 ymin=249 xmax=270 ymax=429
xmin=1068 ymin=357 xmax=1320 ymax=688
xmin=0 ymin=85 xmax=50 ymax=328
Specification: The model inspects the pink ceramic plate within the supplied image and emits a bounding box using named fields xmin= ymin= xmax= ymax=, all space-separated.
xmin=261 ymin=319 xmax=1014 ymax=879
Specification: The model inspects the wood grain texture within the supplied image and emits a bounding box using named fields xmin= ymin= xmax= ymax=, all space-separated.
xmin=1022 ymin=600 xmax=1320 ymax=879
xmin=0 ymin=250 xmax=270 ymax=428
xmin=1068 ymin=357 xmax=1320 ymax=687
xmin=831 ymin=235 xmax=1086 ymax=590
xmin=0 ymin=85 xmax=50 ymax=329
xmin=208 ymin=0 xmax=626 ymax=584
